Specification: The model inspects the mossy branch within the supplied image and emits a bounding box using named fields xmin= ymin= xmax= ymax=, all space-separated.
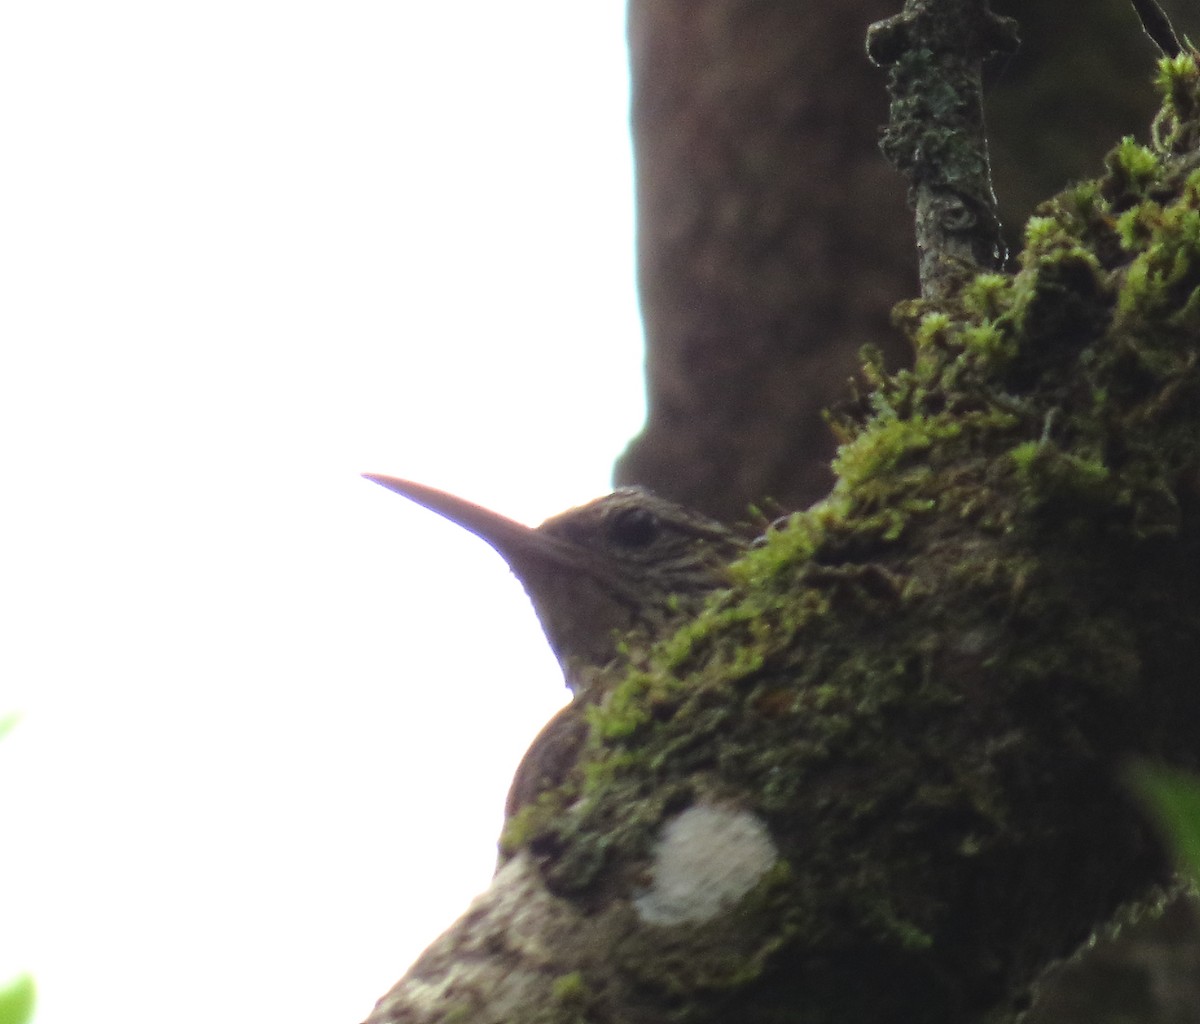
xmin=866 ymin=0 xmax=1018 ymax=298
xmin=362 ymin=39 xmax=1200 ymax=1024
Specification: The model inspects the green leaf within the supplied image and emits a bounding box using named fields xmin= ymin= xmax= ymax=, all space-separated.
xmin=1127 ymin=762 xmax=1200 ymax=886
xmin=0 ymin=974 xmax=35 ymax=1024
xmin=0 ymin=718 xmax=34 ymax=1024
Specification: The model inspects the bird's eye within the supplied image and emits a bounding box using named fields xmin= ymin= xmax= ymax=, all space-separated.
xmin=608 ymin=506 xmax=660 ymax=547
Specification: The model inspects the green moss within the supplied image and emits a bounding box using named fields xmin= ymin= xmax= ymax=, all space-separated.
xmin=1104 ymin=136 xmax=1162 ymax=198
xmin=729 ymin=512 xmax=826 ymax=589
xmin=1153 ymin=52 xmax=1200 ymax=153
xmin=1116 ymin=202 xmax=1200 ymax=321
xmin=961 ymin=321 xmax=1016 ymax=364
xmin=961 ymin=272 xmax=1014 ymax=319
xmin=1115 ymin=199 xmax=1162 ymax=252
xmin=590 ymin=672 xmax=653 ymax=740
xmin=519 ymin=972 xmax=597 ymax=1024
xmin=912 ymin=311 xmax=954 ymax=350
xmin=500 ymin=788 xmax=571 ymax=857
xmin=833 ymin=413 xmax=962 ymax=489
xmin=1023 ymin=214 xmax=1063 ymax=251
xmin=500 ymin=51 xmax=1200 ymax=1023
xmin=550 ymin=972 xmax=588 ymax=1004
xmin=1008 ymin=440 xmax=1111 ymax=503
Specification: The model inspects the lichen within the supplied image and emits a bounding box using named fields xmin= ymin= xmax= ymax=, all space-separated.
xmin=633 ymin=805 xmax=779 ymax=926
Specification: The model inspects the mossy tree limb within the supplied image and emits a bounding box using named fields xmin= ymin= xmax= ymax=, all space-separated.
xmin=363 ymin=56 xmax=1200 ymax=1024
xmin=867 ymin=0 xmax=1018 ymax=298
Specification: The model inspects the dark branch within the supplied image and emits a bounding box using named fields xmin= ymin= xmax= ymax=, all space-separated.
xmin=1130 ymin=0 xmax=1183 ymax=58
xmin=866 ymin=0 xmax=1018 ymax=299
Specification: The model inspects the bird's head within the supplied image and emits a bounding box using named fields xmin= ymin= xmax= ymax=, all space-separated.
xmin=364 ymin=475 xmax=746 ymax=691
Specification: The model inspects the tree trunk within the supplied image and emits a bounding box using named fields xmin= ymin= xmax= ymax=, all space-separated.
xmin=615 ymin=0 xmax=915 ymax=519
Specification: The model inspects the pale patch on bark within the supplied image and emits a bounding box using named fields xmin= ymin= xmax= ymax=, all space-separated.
xmin=635 ymin=804 xmax=778 ymax=926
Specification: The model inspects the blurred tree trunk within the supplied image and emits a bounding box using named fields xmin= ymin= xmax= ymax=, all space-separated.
xmin=616 ymin=0 xmax=1182 ymax=521
xmin=615 ymin=0 xmax=914 ymax=520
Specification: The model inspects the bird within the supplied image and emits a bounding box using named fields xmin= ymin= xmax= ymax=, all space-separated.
xmin=363 ymin=474 xmax=748 ymax=814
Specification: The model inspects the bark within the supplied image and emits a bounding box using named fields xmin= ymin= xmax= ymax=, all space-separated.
xmin=362 ymin=56 xmax=1200 ymax=1024
xmin=866 ymin=0 xmax=1017 ymax=298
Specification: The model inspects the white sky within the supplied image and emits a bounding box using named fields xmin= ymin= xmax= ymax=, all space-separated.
xmin=0 ymin=3 xmax=643 ymax=1021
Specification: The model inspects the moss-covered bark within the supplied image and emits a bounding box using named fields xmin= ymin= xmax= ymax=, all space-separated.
xmin=365 ymin=56 xmax=1200 ymax=1024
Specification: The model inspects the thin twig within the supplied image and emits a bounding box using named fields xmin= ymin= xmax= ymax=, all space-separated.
xmin=1129 ymin=0 xmax=1183 ymax=58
